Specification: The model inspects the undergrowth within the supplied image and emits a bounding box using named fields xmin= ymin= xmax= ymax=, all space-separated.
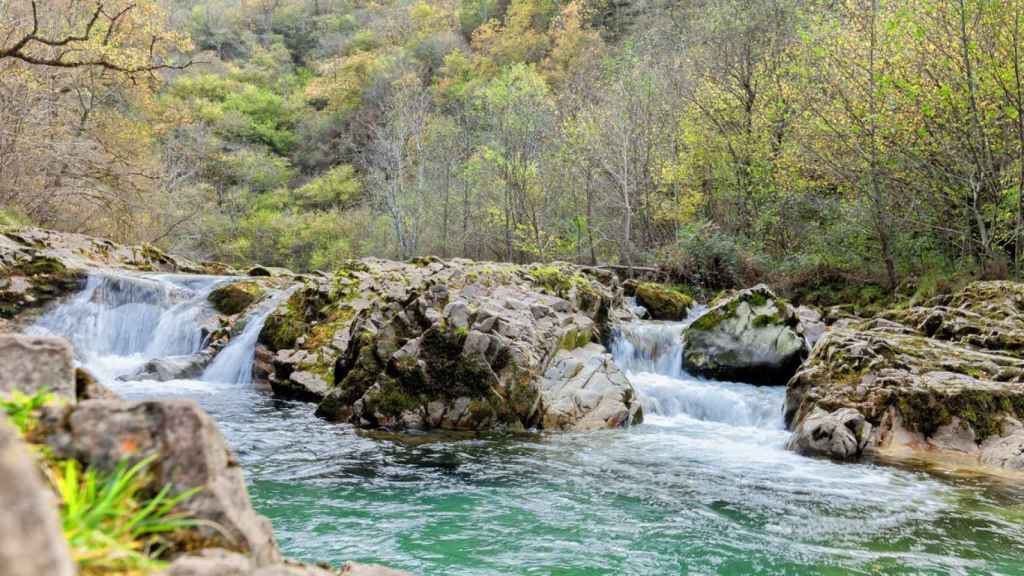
xmin=3 ymin=390 xmax=198 ymax=575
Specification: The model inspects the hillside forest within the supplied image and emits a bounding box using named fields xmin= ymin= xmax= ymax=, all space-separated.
xmin=3 ymin=0 xmax=1024 ymax=307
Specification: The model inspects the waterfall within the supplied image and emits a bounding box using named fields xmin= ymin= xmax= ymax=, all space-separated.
xmin=202 ymin=290 xmax=292 ymax=385
xmin=610 ymin=315 xmax=785 ymax=430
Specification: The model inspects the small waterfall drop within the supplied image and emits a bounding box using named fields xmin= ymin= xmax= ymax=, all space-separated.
xmin=202 ymin=290 xmax=290 ymax=385
xmin=610 ymin=314 xmax=785 ymax=430
xmin=29 ymin=270 xmax=249 ymax=384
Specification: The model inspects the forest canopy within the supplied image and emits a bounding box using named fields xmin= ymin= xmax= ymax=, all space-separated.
xmin=3 ymin=0 xmax=1024 ymax=303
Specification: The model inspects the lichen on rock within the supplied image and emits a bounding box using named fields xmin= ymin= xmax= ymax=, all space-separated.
xmin=683 ymin=284 xmax=808 ymax=385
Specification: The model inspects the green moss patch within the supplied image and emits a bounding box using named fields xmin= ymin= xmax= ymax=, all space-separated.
xmin=208 ymin=281 xmax=265 ymax=315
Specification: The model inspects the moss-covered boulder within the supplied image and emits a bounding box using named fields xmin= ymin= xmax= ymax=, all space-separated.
xmin=682 ymin=284 xmax=809 ymax=385
xmin=785 ymin=281 xmax=1024 ymax=472
xmin=208 ymin=281 xmax=264 ymax=316
xmin=254 ymin=258 xmax=640 ymax=433
xmin=633 ymin=282 xmax=694 ymax=321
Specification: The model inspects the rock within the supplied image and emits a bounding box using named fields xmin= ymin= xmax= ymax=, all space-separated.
xmin=633 ymin=282 xmax=693 ymax=321
xmin=796 ymin=305 xmax=827 ymax=349
xmin=341 ymin=563 xmax=414 ymax=576
xmin=539 ymin=343 xmax=643 ymax=431
xmin=39 ymin=399 xmax=281 ymax=565
xmin=76 ymin=367 xmax=119 ymax=400
xmin=126 ymin=353 xmax=214 ymax=382
xmin=784 ymin=281 xmax=1024 ymax=473
xmin=209 ymin=281 xmax=266 ymax=316
xmin=786 ymin=407 xmax=872 ymax=460
xmin=160 ymin=549 xmax=349 ymax=576
xmin=0 ymin=334 xmax=75 ymax=400
xmin=0 ymin=414 xmax=75 ymax=576
xmin=683 ymin=285 xmax=809 ymax=385
xmin=278 ymin=260 xmax=636 ymax=432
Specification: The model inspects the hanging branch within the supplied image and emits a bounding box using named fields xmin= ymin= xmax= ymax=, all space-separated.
xmin=0 ymin=1 xmax=192 ymax=74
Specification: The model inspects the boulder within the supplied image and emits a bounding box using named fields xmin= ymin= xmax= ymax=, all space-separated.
xmin=786 ymin=407 xmax=872 ymax=460
xmin=633 ymin=282 xmax=693 ymax=321
xmin=796 ymin=306 xmax=827 ymax=349
xmin=258 ymin=260 xmax=637 ymax=432
xmin=0 ymin=414 xmax=75 ymax=576
xmin=39 ymin=399 xmax=281 ymax=565
xmin=785 ymin=281 xmax=1024 ymax=472
xmin=683 ymin=285 xmax=809 ymax=385
xmin=209 ymin=281 xmax=266 ymax=316
xmin=160 ymin=549 xmax=344 ymax=576
xmin=539 ymin=343 xmax=643 ymax=431
xmin=125 ymin=352 xmax=214 ymax=382
xmin=0 ymin=334 xmax=75 ymax=400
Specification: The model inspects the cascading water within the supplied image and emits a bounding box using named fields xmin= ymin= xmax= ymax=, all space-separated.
xmin=29 ymin=272 xmax=226 ymax=380
xmin=22 ymin=273 xmax=1024 ymax=574
xmin=202 ymin=290 xmax=293 ymax=385
xmin=610 ymin=313 xmax=786 ymax=429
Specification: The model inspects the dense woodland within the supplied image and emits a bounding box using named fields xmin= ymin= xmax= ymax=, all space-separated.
xmin=3 ymin=0 xmax=1024 ymax=305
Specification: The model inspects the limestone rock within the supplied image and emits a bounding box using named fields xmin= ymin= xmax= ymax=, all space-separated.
xmin=683 ymin=285 xmax=809 ymax=385
xmin=258 ymin=260 xmax=633 ymax=432
xmin=540 ymin=343 xmax=643 ymax=431
xmin=0 ymin=334 xmax=75 ymax=400
xmin=126 ymin=352 xmax=214 ymax=382
xmin=39 ymin=399 xmax=281 ymax=565
xmin=633 ymin=282 xmax=693 ymax=321
xmin=209 ymin=281 xmax=266 ymax=316
xmin=0 ymin=414 xmax=75 ymax=576
xmin=784 ymin=281 xmax=1024 ymax=472
xmin=786 ymin=407 xmax=872 ymax=460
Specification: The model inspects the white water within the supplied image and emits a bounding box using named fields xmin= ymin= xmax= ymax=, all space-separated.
xmin=203 ymin=290 xmax=292 ymax=385
xmin=611 ymin=312 xmax=786 ymax=430
xmin=29 ymin=271 xmax=253 ymax=384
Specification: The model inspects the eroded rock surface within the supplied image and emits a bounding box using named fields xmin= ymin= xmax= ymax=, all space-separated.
xmin=683 ymin=285 xmax=809 ymax=385
xmin=260 ymin=259 xmax=641 ymax=432
xmin=39 ymin=399 xmax=282 ymax=565
xmin=0 ymin=414 xmax=75 ymax=576
xmin=0 ymin=334 xmax=75 ymax=399
xmin=785 ymin=281 xmax=1024 ymax=470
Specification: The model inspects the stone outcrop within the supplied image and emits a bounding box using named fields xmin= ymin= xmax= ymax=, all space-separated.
xmin=683 ymin=285 xmax=809 ymax=385
xmin=39 ymin=399 xmax=282 ymax=565
xmin=628 ymin=281 xmax=694 ymax=321
xmin=209 ymin=281 xmax=266 ymax=316
xmin=785 ymin=281 xmax=1024 ymax=471
xmin=260 ymin=259 xmax=641 ymax=432
xmin=539 ymin=343 xmax=643 ymax=431
xmin=0 ymin=334 xmax=76 ymax=399
xmin=0 ymin=226 xmax=237 ymax=322
xmin=0 ymin=414 xmax=75 ymax=576
xmin=158 ymin=548 xmax=408 ymax=576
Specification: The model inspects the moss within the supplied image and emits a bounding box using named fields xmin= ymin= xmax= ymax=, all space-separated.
xmin=635 ymin=282 xmax=694 ymax=321
xmin=366 ymin=378 xmax=420 ymax=419
xmin=258 ymin=290 xmax=308 ymax=350
xmin=560 ymin=327 xmax=592 ymax=350
xmin=894 ymin=388 xmax=1024 ymax=442
xmin=208 ymin=281 xmax=264 ymax=315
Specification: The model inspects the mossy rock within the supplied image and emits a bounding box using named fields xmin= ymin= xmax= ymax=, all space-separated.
xmin=208 ymin=281 xmax=264 ymax=316
xmin=635 ymin=282 xmax=694 ymax=321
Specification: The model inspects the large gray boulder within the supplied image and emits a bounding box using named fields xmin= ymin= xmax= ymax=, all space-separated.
xmin=786 ymin=407 xmax=872 ymax=460
xmin=0 ymin=334 xmax=75 ymax=400
xmin=259 ymin=259 xmax=641 ymax=432
xmin=39 ymin=399 xmax=281 ymax=565
xmin=539 ymin=343 xmax=643 ymax=431
xmin=683 ymin=285 xmax=809 ymax=385
xmin=0 ymin=414 xmax=75 ymax=576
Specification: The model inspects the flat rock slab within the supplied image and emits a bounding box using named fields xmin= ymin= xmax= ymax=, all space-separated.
xmin=0 ymin=334 xmax=75 ymax=400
